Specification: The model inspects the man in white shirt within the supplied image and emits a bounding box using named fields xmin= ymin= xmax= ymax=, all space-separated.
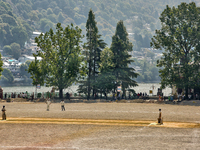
xmin=46 ymin=98 xmax=51 ymax=111
xmin=60 ymin=100 xmax=65 ymax=111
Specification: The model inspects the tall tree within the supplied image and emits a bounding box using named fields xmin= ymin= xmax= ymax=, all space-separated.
xmin=20 ymin=60 xmax=31 ymax=78
xmin=11 ymin=26 xmax=28 ymax=47
xmin=151 ymin=2 xmax=200 ymax=99
xmin=110 ymin=20 xmax=138 ymax=96
xmin=78 ymin=9 xmax=106 ymax=100
xmin=96 ymin=47 xmax=115 ymax=97
xmin=1 ymin=68 xmax=13 ymax=84
xmin=10 ymin=42 xmax=21 ymax=60
xmin=29 ymin=23 xmax=84 ymax=98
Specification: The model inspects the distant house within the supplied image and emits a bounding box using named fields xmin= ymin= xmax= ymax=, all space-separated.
xmin=134 ymin=66 xmax=142 ymax=73
xmin=32 ymin=31 xmax=42 ymax=39
xmin=2 ymin=59 xmax=22 ymax=76
xmin=18 ymin=55 xmax=42 ymax=64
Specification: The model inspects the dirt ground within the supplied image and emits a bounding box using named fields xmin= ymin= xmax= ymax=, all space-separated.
xmin=1 ymin=102 xmax=200 ymax=150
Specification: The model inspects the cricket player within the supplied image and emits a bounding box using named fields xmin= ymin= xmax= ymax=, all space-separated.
xmin=46 ymin=98 xmax=51 ymax=111
xmin=2 ymin=106 xmax=6 ymax=120
xmin=60 ymin=100 xmax=65 ymax=111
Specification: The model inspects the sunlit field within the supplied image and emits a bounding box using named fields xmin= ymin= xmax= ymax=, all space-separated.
xmin=1 ymin=102 xmax=200 ymax=150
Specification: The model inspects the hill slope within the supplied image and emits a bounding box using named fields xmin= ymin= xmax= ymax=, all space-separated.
xmin=0 ymin=0 xmax=195 ymax=47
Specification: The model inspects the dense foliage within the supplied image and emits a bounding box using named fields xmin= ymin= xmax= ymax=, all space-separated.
xmin=28 ymin=23 xmax=84 ymax=98
xmin=0 ymin=68 xmax=13 ymax=84
xmin=78 ymin=9 xmax=106 ymax=99
xmin=151 ymin=2 xmax=200 ymax=99
xmin=110 ymin=20 xmax=138 ymax=95
xmin=78 ymin=12 xmax=138 ymax=99
xmin=0 ymin=1 xmax=33 ymax=48
xmin=132 ymin=58 xmax=160 ymax=83
xmin=0 ymin=0 xmax=193 ymax=48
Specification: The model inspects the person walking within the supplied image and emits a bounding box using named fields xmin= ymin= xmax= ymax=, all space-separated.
xmin=46 ymin=98 xmax=51 ymax=111
xmin=60 ymin=100 xmax=65 ymax=111
xmin=2 ymin=106 xmax=6 ymax=120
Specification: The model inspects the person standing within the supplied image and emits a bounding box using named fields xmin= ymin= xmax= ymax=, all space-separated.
xmin=158 ymin=109 xmax=163 ymax=124
xmin=118 ymin=93 xmax=121 ymax=100
xmin=60 ymin=100 xmax=65 ymax=111
xmin=2 ymin=106 xmax=6 ymax=120
xmin=46 ymin=98 xmax=51 ymax=111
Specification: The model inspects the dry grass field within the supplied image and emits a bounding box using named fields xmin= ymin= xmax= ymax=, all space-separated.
xmin=1 ymin=101 xmax=200 ymax=150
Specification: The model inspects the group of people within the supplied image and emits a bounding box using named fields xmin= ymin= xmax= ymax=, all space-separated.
xmin=4 ymin=92 xmax=29 ymax=99
xmin=1 ymin=99 xmax=65 ymax=120
xmin=136 ymin=92 xmax=147 ymax=98
xmin=46 ymin=98 xmax=65 ymax=111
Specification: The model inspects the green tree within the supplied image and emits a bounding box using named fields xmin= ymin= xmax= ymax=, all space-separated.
xmin=20 ymin=60 xmax=31 ymax=78
xmin=1 ymin=68 xmax=13 ymax=84
xmin=28 ymin=10 xmax=39 ymax=24
xmin=143 ymin=32 xmax=152 ymax=48
xmin=78 ymin=9 xmax=106 ymax=100
xmin=10 ymin=43 xmax=21 ymax=59
xmin=3 ymin=45 xmax=11 ymax=55
xmin=110 ymin=20 xmax=138 ymax=95
xmin=96 ymin=47 xmax=115 ymax=96
xmin=28 ymin=54 xmax=45 ymax=89
xmin=40 ymin=18 xmax=54 ymax=33
xmin=30 ymin=23 xmax=84 ymax=98
xmin=1 ymin=14 xmax=18 ymax=26
xmin=146 ymin=50 xmax=155 ymax=64
xmin=22 ymin=21 xmax=34 ymax=43
xmin=11 ymin=26 xmax=28 ymax=47
xmin=0 ymin=27 xmax=6 ymax=47
xmin=151 ymin=2 xmax=200 ymax=99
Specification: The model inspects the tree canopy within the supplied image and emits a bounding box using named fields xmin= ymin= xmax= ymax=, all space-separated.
xmin=110 ymin=20 xmax=138 ymax=95
xmin=29 ymin=23 xmax=84 ymax=98
xmin=1 ymin=0 xmax=193 ymax=48
xmin=0 ymin=1 xmax=33 ymax=48
xmin=78 ymin=9 xmax=106 ymax=99
xmin=0 ymin=68 xmax=13 ymax=84
xmin=151 ymin=2 xmax=200 ymax=99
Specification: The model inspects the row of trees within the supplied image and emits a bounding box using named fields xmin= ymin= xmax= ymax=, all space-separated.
xmin=1 ymin=0 xmax=192 ymax=49
xmin=0 ymin=1 xmax=198 ymax=101
xmin=0 ymin=1 xmax=33 ymax=48
xmin=27 ymin=2 xmax=200 ymax=100
xmin=28 ymin=9 xmax=138 ymax=99
xmin=151 ymin=2 xmax=200 ymax=99
xmin=3 ymin=42 xmax=21 ymax=59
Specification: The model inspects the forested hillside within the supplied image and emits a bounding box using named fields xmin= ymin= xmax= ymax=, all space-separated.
xmin=0 ymin=0 xmax=195 ymax=48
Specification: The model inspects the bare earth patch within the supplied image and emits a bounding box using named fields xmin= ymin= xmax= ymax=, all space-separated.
xmin=1 ymin=102 xmax=200 ymax=149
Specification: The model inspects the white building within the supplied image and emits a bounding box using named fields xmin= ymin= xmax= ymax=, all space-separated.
xmin=18 ymin=55 xmax=42 ymax=64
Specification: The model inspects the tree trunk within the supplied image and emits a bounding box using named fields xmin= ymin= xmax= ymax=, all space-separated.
xmin=59 ymin=88 xmax=63 ymax=99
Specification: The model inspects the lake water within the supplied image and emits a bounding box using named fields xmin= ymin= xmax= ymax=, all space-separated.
xmin=1 ymin=83 xmax=172 ymax=96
